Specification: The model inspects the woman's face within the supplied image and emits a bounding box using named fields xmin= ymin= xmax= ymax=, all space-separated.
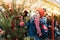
xmin=35 ymin=11 xmax=40 ymax=18
xmin=30 ymin=11 xmax=40 ymax=19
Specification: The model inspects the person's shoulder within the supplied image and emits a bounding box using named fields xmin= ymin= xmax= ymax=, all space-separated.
xmin=42 ymin=17 xmax=47 ymax=19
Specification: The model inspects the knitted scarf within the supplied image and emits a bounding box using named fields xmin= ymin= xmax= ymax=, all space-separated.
xmin=34 ymin=17 xmax=42 ymax=37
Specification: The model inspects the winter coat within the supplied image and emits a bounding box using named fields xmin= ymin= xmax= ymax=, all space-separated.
xmin=27 ymin=18 xmax=37 ymax=37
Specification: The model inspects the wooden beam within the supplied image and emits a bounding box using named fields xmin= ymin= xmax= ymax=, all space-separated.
xmin=51 ymin=13 xmax=54 ymax=40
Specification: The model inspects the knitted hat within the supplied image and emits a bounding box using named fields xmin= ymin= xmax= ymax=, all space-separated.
xmin=36 ymin=8 xmax=45 ymax=17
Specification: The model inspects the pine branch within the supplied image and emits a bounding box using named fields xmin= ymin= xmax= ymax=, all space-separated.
xmin=0 ymin=21 xmax=7 ymax=27
xmin=2 ymin=3 xmax=11 ymax=16
xmin=12 ymin=0 xmax=18 ymax=16
xmin=0 ymin=10 xmax=11 ymax=27
xmin=18 ymin=0 xmax=25 ymax=15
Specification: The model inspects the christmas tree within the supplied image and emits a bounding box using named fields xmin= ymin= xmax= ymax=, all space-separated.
xmin=0 ymin=0 xmax=30 ymax=40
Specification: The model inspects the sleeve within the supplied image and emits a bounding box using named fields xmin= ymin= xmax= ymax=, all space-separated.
xmin=40 ymin=17 xmax=47 ymax=24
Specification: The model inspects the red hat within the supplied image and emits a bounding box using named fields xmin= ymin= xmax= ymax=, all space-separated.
xmin=36 ymin=8 xmax=45 ymax=17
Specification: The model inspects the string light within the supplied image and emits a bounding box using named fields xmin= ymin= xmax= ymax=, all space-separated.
xmin=16 ymin=0 xmax=23 ymax=5
xmin=16 ymin=0 xmax=20 ymax=4
xmin=4 ymin=0 xmax=12 ymax=3
xmin=8 ymin=4 xmax=12 ymax=10
xmin=0 ymin=0 xmax=60 ymax=15
xmin=0 ymin=6 xmax=5 ymax=12
xmin=56 ymin=0 xmax=60 ymax=3
xmin=53 ymin=9 xmax=58 ymax=13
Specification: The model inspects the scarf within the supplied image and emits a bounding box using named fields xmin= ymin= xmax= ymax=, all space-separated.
xmin=34 ymin=17 xmax=42 ymax=37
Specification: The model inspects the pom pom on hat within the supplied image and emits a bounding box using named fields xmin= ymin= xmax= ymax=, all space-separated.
xmin=19 ymin=21 xmax=25 ymax=27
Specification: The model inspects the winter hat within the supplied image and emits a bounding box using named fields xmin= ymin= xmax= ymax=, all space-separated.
xmin=36 ymin=8 xmax=45 ymax=17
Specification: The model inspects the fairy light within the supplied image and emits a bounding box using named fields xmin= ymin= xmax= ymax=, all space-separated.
xmin=16 ymin=0 xmax=24 ymax=9
xmin=16 ymin=0 xmax=23 ymax=5
xmin=56 ymin=0 xmax=60 ymax=3
xmin=2 ymin=9 xmax=5 ymax=11
xmin=4 ymin=0 xmax=12 ymax=3
xmin=58 ymin=12 xmax=60 ymax=14
xmin=0 ymin=6 xmax=5 ymax=11
xmin=53 ymin=9 xmax=58 ymax=13
xmin=25 ymin=2 xmax=31 ymax=7
xmin=8 ymin=4 xmax=12 ymax=10
xmin=16 ymin=0 xmax=20 ymax=4
xmin=1 ymin=0 xmax=60 ymax=15
xmin=4 ymin=0 xmax=9 ymax=3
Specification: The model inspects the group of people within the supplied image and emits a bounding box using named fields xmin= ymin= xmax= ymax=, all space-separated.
xmin=25 ymin=8 xmax=52 ymax=40
xmin=23 ymin=7 xmax=60 ymax=40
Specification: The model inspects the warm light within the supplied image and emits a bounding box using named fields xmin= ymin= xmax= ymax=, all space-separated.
xmin=4 ymin=0 xmax=12 ymax=3
xmin=0 ymin=6 xmax=5 ymax=11
xmin=2 ymin=9 xmax=5 ymax=11
xmin=0 ymin=0 xmax=59 ymax=15
xmin=30 ymin=2 xmax=41 ymax=10
xmin=53 ymin=9 xmax=58 ymax=13
xmin=25 ymin=2 xmax=31 ymax=6
xmin=56 ymin=0 xmax=60 ymax=3
xmin=16 ymin=0 xmax=23 ymax=4
xmin=47 ymin=8 xmax=51 ymax=11
xmin=58 ymin=12 xmax=60 ymax=14
xmin=16 ymin=0 xmax=20 ymax=4
xmin=0 ymin=2 xmax=2 ymax=6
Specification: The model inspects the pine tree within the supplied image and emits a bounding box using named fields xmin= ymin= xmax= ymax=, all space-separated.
xmin=0 ymin=0 xmax=30 ymax=40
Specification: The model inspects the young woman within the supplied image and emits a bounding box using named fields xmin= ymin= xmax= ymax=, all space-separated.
xmin=27 ymin=11 xmax=42 ymax=40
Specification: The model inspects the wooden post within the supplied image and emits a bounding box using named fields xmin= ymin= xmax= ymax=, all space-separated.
xmin=51 ymin=13 xmax=54 ymax=40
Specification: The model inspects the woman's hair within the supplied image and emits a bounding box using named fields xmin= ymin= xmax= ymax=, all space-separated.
xmin=43 ymin=8 xmax=46 ymax=12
